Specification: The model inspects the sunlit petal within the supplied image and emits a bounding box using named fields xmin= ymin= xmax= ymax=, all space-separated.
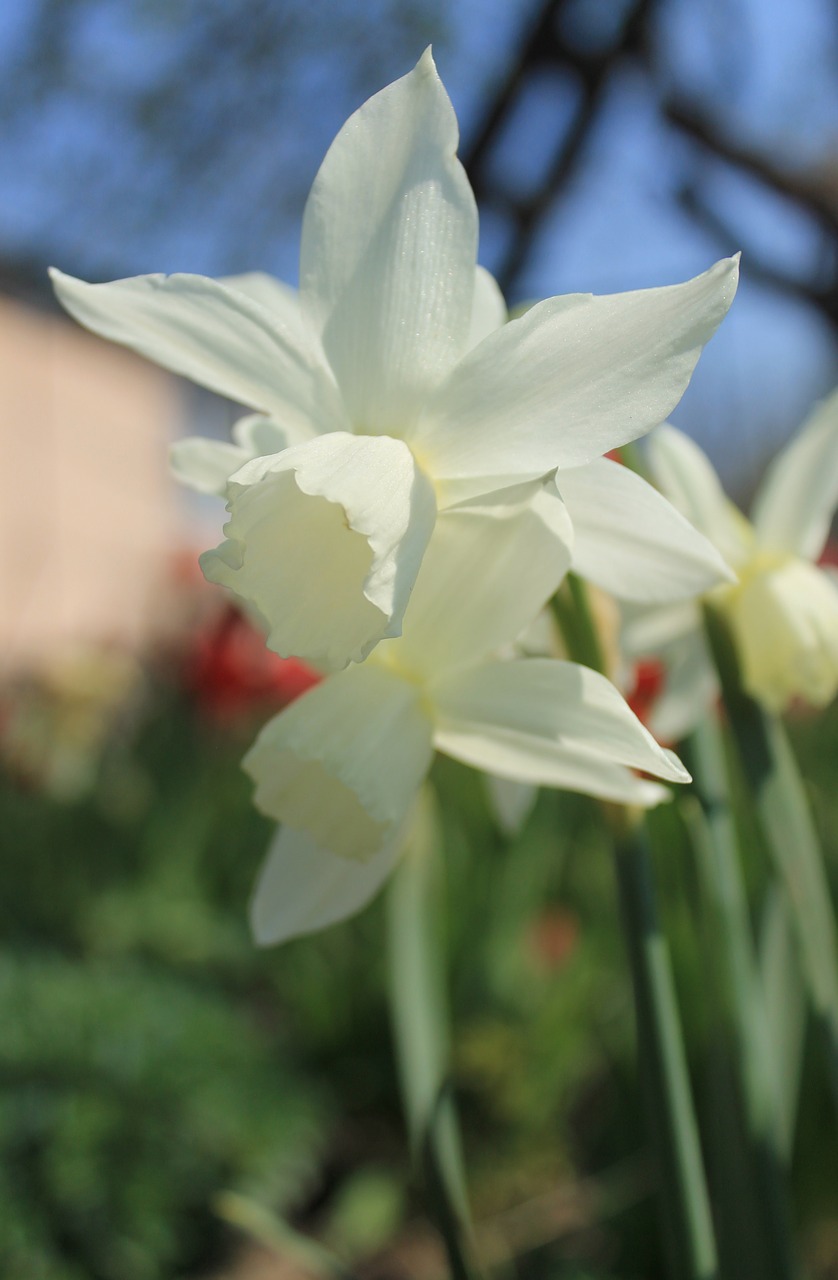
xmin=300 ymin=49 xmax=477 ymax=433
xmin=411 ymin=257 xmax=739 ymax=484
xmin=467 ymin=265 xmax=507 ymax=351
xmin=50 ymin=267 xmax=344 ymax=438
xmin=558 ymin=458 xmax=734 ymax=601
xmin=221 ymin=271 xmax=302 ymax=334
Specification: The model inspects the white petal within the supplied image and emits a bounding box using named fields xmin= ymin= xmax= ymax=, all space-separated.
xmin=380 ymin=485 xmax=572 ymax=680
xmin=431 ymin=658 xmax=689 ymax=789
xmin=170 ymin=437 xmax=251 ymax=496
xmin=483 ymin=773 xmax=538 ymax=835
xmin=620 ymin=598 xmax=700 ymax=657
xmin=752 ymin=387 xmax=838 ymax=561
xmin=410 ymin=257 xmax=739 ymax=483
xmin=221 ymin=271 xmax=302 ymax=333
xmin=200 ymin=433 xmax=437 ymax=670
xmin=646 ymin=424 xmax=752 ymax=566
xmin=558 ymin=458 xmax=734 ymax=602
xmin=620 ymin=600 xmax=713 ymax=743
xmin=300 ymin=49 xmax=478 ymax=433
xmin=462 ymin=732 xmax=671 ymax=808
xmin=170 ymin=415 xmax=298 ymax=496
xmin=647 ymin=630 xmax=718 ymax=743
xmin=250 ymin=821 xmax=406 ymax=946
xmin=50 ymin=268 xmax=345 ymax=438
xmin=231 ymin=413 xmax=294 ymax=455
xmin=467 ymin=266 xmax=507 ymax=351
xmin=243 ymin=662 xmax=434 ymax=861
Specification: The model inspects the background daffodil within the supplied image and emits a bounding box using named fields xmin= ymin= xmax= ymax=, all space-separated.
xmin=623 ymin=391 xmax=838 ymax=735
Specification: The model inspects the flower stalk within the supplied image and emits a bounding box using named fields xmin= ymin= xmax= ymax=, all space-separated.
xmin=703 ymin=601 xmax=838 ymax=1117
xmin=681 ymin=715 xmax=799 ymax=1279
xmin=385 ymin=787 xmax=480 ymax=1280
xmin=612 ymin=809 xmax=719 ymax=1280
xmin=555 ymin=574 xmax=718 ymax=1280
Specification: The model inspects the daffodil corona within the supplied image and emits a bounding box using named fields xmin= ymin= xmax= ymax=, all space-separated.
xmin=52 ymin=50 xmax=737 ymax=670
xmin=243 ymin=490 xmax=691 ymax=945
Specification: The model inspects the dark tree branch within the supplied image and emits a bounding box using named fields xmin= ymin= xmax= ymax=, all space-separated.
xmin=463 ymin=0 xmax=656 ymax=296
xmin=665 ymin=97 xmax=838 ymax=238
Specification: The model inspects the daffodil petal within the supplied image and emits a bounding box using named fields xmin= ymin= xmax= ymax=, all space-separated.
xmin=646 ymin=630 xmax=717 ymax=743
xmin=170 ymin=437 xmax=251 ymax=496
xmin=383 ymin=486 xmax=572 ymax=679
xmin=619 ymin=598 xmax=715 ymax=740
xmin=411 ymin=256 xmax=739 ymax=483
xmin=221 ymin=271 xmax=302 ymax=333
xmin=50 ymin=268 xmax=344 ymax=438
xmin=558 ymin=459 xmax=735 ymax=601
xmin=467 ymin=265 xmax=507 ymax=351
xmin=483 ymin=774 xmax=538 ymax=835
xmin=230 ymin=413 xmax=293 ymax=455
xmin=300 ymin=48 xmax=478 ymax=433
xmin=621 ymin=598 xmax=700 ymax=656
xmin=646 ymin=424 xmax=751 ymax=566
xmin=243 ymin=663 xmax=434 ymax=862
xmin=250 ymin=821 xmax=406 ymax=946
xmin=431 ymin=658 xmax=689 ymax=788
xmin=170 ymin=414 xmax=298 ymax=497
xmin=455 ymin=728 xmax=671 ymax=807
xmin=752 ymin=387 xmax=838 ymax=561
xmin=201 ymin=432 xmax=437 ymax=671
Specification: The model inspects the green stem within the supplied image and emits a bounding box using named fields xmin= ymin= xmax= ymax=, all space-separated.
xmin=385 ymin=787 xmax=480 ymax=1280
xmin=613 ymin=813 xmax=719 ymax=1280
xmin=553 ymin=575 xmax=718 ymax=1280
xmin=551 ymin=572 xmax=607 ymax=672
xmin=703 ymin=602 xmax=838 ymax=1115
xmin=685 ymin=717 xmax=785 ymax=1150
xmin=681 ymin=715 xmax=799 ymax=1279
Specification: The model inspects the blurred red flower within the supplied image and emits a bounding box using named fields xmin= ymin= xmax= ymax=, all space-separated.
xmin=184 ymin=605 xmax=321 ymax=723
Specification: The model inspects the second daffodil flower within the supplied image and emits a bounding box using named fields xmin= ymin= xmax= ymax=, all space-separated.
xmin=623 ymin=389 xmax=838 ymax=736
xmin=243 ymin=490 xmax=690 ymax=945
xmin=52 ymin=50 xmax=738 ymax=671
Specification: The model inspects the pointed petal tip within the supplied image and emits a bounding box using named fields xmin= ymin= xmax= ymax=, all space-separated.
xmin=49 ymin=265 xmax=76 ymax=299
xmin=249 ymin=912 xmax=276 ymax=948
xmin=663 ymin=747 xmax=691 ymax=784
xmin=716 ymin=251 xmax=741 ymax=298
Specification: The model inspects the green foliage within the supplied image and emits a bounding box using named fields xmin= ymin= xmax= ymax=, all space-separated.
xmin=0 ymin=955 xmax=325 ymax=1280
xmin=2 ymin=666 xmax=837 ymax=1278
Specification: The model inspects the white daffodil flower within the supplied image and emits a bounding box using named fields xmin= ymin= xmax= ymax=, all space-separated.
xmin=52 ymin=50 xmax=737 ymax=671
xmin=244 ymin=492 xmax=690 ymax=945
xmin=624 ymin=392 xmax=838 ymax=735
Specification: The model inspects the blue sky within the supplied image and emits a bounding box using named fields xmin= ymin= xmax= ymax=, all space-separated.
xmin=1 ymin=0 xmax=837 ymax=494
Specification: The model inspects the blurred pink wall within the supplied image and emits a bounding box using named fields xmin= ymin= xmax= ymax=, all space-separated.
xmin=0 ymin=295 xmax=183 ymax=671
